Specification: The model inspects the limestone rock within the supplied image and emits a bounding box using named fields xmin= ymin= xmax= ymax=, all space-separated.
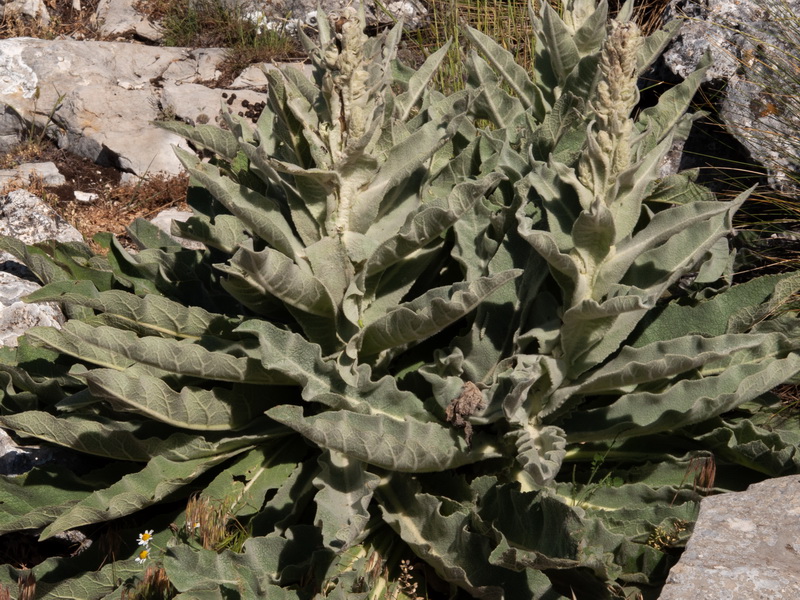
xmin=160 ymin=83 xmax=264 ymax=128
xmin=150 ymin=207 xmax=205 ymax=250
xmin=0 ymin=189 xmax=83 ymax=247
xmin=0 ymin=161 xmax=66 ymax=190
xmin=230 ymin=61 xmax=313 ymax=89
xmin=0 ymin=271 xmax=63 ymax=347
xmin=662 ymin=0 xmax=800 ymax=193
xmin=0 ymin=38 xmax=229 ymax=178
xmin=0 ymin=0 xmax=50 ymax=25
xmin=96 ymin=0 xmax=163 ymax=42
xmin=0 ymin=189 xmax=84 ymax=345
xmin=659 ymin=475 xmax=800 ymax=599
xmin=238 ymin=0 xmax=429 ymax=34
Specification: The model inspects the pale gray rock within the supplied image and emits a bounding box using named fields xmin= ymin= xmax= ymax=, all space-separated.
xmin=236 ymin=0 xmax=428 ymax=34
xmin=0 ymin=190 xmax=80 ymax=346
xmin=0 ymin=161 xmax=65 ymax=190
xmin=96 ymin=0 xmax=163 ymax=42
xmin=230 ymin=61 xmax=313 ymax=89
xmin=661 ymin=0 xmax=769 ymax=81
xmin=160 ymin=83 xmax=264 ymax=128
xmin=150 ymin=207 xmax=206 ymax=250
xmin=0 ymin=38 xmax=229 ymax=177
xmin=0 ymin=189 xmax=83 ymax=247
xmin=659 ymin=475 xmax=800 ymax=599
xmin=0 ymin=271 xmax=63 ymax=347
xmin=662 ymin=0 xmax=800 ymax=193
xmin=0 ymin=0 xmax=50 ymax=25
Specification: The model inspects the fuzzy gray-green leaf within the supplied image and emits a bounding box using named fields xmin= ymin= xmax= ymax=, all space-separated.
xmin=566 ymin=354 xmax=800 ymax=442
xmin=0 ymin=410 xmax=273 ymax=462
xmin=216 ymin=246 xmax=335 ymax=318
xmin=86 ymin=369 xmax=267 ymax=431
xmin=41 ymin=451 xmax=242 ymax=539
xmin=313 ymin=450 xmax=380 ymax=551
xmin=267 ymin=405 xmax=488 ymax=472
xmin=357 ymin=271 xmax=521 ymax=357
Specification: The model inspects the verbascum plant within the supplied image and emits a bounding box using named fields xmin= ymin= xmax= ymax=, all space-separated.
xmin=0 ymin=3 xmax=799 ymax=600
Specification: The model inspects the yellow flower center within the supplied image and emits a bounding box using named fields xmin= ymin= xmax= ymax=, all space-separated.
xmin=138 ymin=549 xmax=149 ymax=560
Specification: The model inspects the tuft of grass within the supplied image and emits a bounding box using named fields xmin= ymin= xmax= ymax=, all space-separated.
xmin=138 ymin=0 xmax=303 ymax=84
xmin=0 ymin=0 xmax=102 ymax=39
xmin=402 ymin=0 xmax=533 ymax=94
xmin=121 ymin=565 xmax=176 ymax=600
xmin=401 ymin=0 xmax=672 ymax=95
xmin=183 ymin=494 xmax=250 ymax=553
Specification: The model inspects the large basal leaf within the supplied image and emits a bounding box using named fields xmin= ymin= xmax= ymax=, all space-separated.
xmin=24 ymin=280 xmax=245 ymax=340
xmin=0 ymin=411 xmax=273 ymax=462
xmin=85 ymin=369 xmax=268 ymax=431
xmin=0 ymin=556 xmax=144 ymax=600
xmin=266 ymin=405 xmax=496 ymax=472
xmin=356 ymin=271 xmax=521 ymax=357
xmin=365 ymin=174 xmax=505 ymax=276
xmin=478 ymin=483 xmax=582 ymax=572
xmin=163 ymin=532 xmax=312 ymax=598
xmin=201 ymin=441 xmax=304 ymax=519
xmin=378 ymin=475 xmax=548 ymax=599
xmin=156 ymin=120 xmax=240 ymax=160
xmin=176 ymin=150 xmax=307 ymax=262
xmin=635 ymin=52 xmax=711 ymax=149
xmin=396 ymin=40 xmax=452 ymax=120
xmin=465 ymin=51 xmax=526 ymax=131
xmin=564 ymin=354 xmax=800 ymax=442
xmin=464 ymin=27 xmax=540 ymax=113
xmin=597 ymin=197 xmax=745 ymax=292
xmin=633 ymin=271 xmax=800 ymax=346
xmin=693 ymin=416 xmax=800 ymax=477
xmin=216 ymin=245 xmax=336 ymax=318
xmin=40 ymin=450 xmax=245 ymax=539
xmin=26 ymin=321 xmax=290 ymax=384
xmin=172 ymin=213 xmax=250 ymax=254
xmin=554 ymin=332 xmax=800 ymax=403
xmin=0 ymin=465 xmax=109 ymax=534
xmin=539 ymin=0 xmax=581 ymax=83
xmin=507 ymin=423 xmax=568 ymax=487
xmin=238 ymin=321 xmax=432 ymax=421
xmin=558 ymin=292 xmax=652 ymax=378
xmin=357 ymin=107 xmax=468 ymax=214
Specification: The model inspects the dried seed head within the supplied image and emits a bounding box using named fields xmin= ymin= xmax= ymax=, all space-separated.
xmin=17 ymin=573 xmax=35 ymax=600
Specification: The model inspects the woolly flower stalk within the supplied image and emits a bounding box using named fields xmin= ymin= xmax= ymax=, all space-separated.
xmin=319 ymin=8 xmax=376 ymax=237
xmin=578 ymin=20 xmax=643 ymax=202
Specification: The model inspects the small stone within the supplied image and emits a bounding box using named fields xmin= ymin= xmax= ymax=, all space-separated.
xmin=74 ymin=190 xmax=98 ymax=203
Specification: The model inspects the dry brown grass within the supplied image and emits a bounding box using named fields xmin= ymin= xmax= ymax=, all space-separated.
xmin=2 ymin=139 xmax=189 ymax=253
xmin=0 ymin=0 xmax=102 ymax=39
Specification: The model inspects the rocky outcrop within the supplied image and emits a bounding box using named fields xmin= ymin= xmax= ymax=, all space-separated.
xmin=659 ymin=475 xmax=800 ymax=599
xmin=662 ymin=0 xmax=800 ymax=193
xmin=97 ymin=0 xmax=163 ymax=42
xmin=0 ymin=189 xmax=83 ymax=347
xmin=0 ymin=161 xmax=65 ymax=189
xmin=242 ymin=0 xmax=429 ymax=34
xmin=0 ymin=36 xmax=312 ymax=180
xmin=0 ymin=0 xmax=52 ymax=25
xmin=1 ymin=38 xmax=223 ymax=180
